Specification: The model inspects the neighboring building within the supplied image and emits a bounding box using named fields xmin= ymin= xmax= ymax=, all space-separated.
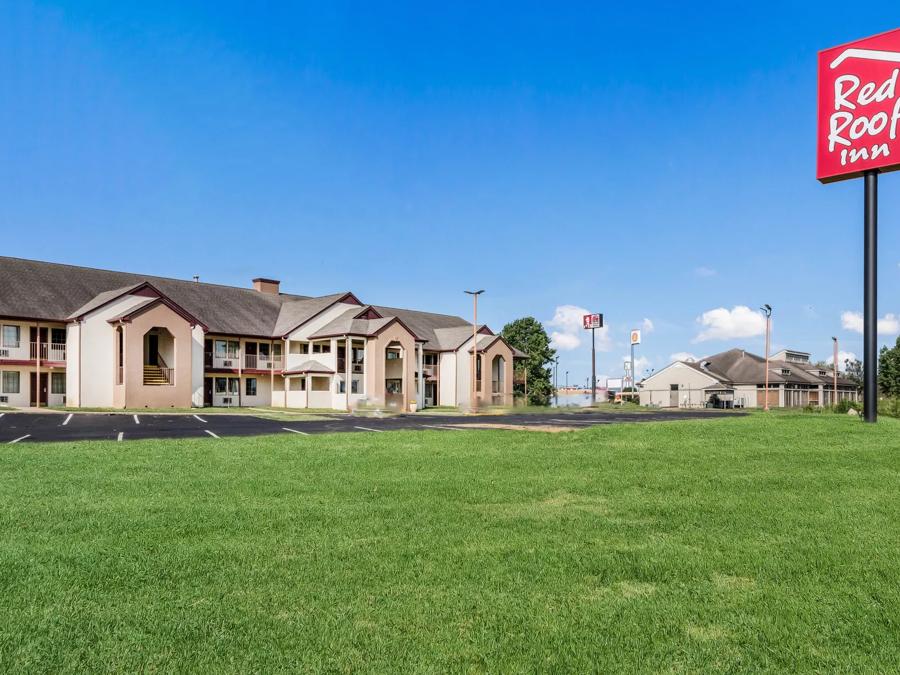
xmin=0 ymin=257 xmax=525 ymax=411
xmin=638 ymin=348 xmax=859 ymax=409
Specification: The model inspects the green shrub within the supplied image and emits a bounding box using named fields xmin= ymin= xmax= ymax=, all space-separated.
xmin=832 ymin=399 xmax=862 ymax=414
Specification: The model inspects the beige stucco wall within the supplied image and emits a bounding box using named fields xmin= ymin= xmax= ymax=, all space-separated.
xmin=439 ymin=352 xmax=457 ymax=406
xmin=638 ymin=362 xmax=719 ymax=408
xmin=80 ymin=294 xmax=155 ymax=407
xmin=120 ymin=303 xmax=194 ymax=408
xmin=479 ymin=339 xmax=515 ymax=407
xmin=364 ymin=322 xmax=416 ymax=411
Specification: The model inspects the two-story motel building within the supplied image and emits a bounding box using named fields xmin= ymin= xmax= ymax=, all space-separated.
xmin=0 ymin=257 xmax=524 ymax=411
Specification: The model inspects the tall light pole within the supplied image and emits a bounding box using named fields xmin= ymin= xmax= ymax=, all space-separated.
xmin=565 ymin=370 xmax=569 ymax=392
xmin=464 ymin=290 xmax=484 ymax=413
xmin=554 ymin=356 xmax=559 ymax=406
xmin=832 ymin=336 xmax=839 ymax=407
xmin=760 ymin=304 xmax=772 ymax=411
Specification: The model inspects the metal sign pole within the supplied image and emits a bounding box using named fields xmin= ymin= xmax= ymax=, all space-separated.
xmin=591 ymin=326 xmax=596 ymax=406
xmin=864 ymin=170 xmax=878 ymax=423
xmin=630 ymin=342 xmax=635 ymax=398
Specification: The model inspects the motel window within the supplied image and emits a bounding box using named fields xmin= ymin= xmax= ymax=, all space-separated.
xmin=312 ymin=341 xmax=330 ymax=354
xmin=229 ymin=378 xmax=239 ymax=395
xmin=246 ymin=378 xmax=257 ymax=397
xmin=386 ymin=378 xmax=402 ymax=394
xmin=2 ymin=371 xmax=20 ymax=394
xmin=2 ymin=325 xmax=20 ymax=348
xmin=386 ymin=350 xmax=401 ymax=360
xmin=51 ymin=328 xmax=66 ymax=344
xmin=351 ymin=378 xmax=360 ymax=394
xmin=289 ymin=377 xmax=305 ymax=391
xmin=258 ymin=343 xmax=270 ymax=359
xmin=273 ymin=342 xmax=282 ymax=359
xmin=289 ymin=341 xmax=307 ymax=355
xmin=424 ymin=353 xmax=438 ymax=366
xmin=214 ymin=340 xmax=240 ymax=359
xmin=215 ymin=378 xmax=228 ymax=394
xmin=51 ymin=372 xmax=66 ymax=394
xmin=311 ymin=376 xmax=330 ymax=391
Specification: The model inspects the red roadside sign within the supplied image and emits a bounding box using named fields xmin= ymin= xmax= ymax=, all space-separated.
xmin=582 ymin=313 xmax=602 ymax=330
xmin=818 ymin=28 xmax=900 ymax=183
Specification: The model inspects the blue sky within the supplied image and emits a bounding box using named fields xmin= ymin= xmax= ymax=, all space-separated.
xmin=2 ymin=2 xmax=900 ymax=384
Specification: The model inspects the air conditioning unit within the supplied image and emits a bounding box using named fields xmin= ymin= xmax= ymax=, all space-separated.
xmin=223 ymin=360 xmax=233 ymax=367
xmin=0 ymin=349 xmax=8 ymax=357
xmin=0 ymin=396 xmax=7 ymax=403
xmin=222 ymin=397 xmax=232 ymax=405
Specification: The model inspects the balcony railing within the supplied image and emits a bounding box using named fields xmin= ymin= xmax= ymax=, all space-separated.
xmin=244 ymin=353 xmax=284 ymax=370
xmin=29 ymin=342 xmax=66 ymax=362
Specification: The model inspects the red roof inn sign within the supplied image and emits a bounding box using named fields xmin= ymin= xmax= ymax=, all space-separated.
xmin=817 ymin=28 xmax=900 ymax=423
xmin=818 ymin=28 xmax=900 ymax=182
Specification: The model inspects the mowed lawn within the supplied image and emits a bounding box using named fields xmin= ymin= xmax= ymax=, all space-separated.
xmin=1 ymin=415 xmax=900 ymax=672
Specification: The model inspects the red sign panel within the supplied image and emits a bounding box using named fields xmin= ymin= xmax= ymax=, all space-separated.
xmin=818 ymin=28 xmax=900 ymax=183
xmin=582 ymin=313 xmax=602 ymax=330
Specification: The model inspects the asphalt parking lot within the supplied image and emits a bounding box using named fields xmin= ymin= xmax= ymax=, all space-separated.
xmin=0 ymin=409 xmax=741 ymax=444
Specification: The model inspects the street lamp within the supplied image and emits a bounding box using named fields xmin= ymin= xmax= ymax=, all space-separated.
xmin=760 ymin=304 xmax=772 ymax=411
xmin=465 ymin=290 xmax=484 ymax=413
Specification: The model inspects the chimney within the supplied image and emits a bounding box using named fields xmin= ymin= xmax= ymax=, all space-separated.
xmin=252 ymin=277 xmax=280 ymax=295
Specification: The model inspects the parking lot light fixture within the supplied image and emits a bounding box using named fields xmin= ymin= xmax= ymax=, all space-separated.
xmin=464 ymin=290 xmax=484 ymax=413
xmin=760 ymin=304 xmax=772 ymax=411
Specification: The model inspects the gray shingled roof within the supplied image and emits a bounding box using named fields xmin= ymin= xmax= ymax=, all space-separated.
xmin=0 ymin=257 xmax=519 ymax=348
xmin=67 ymin=283 xmax=145 ymax=320
xmin=0 ymin=256 xmax=308 ymax=335
xmin=271 ymin=294 xmax=355 ymax=337
xmin=282 ymin=360 xmax=334 ymax=375
xmin=306 ymin=307 xmax=396 ymax=340
xmin=679 ymin=348 xmax=856 ymax=388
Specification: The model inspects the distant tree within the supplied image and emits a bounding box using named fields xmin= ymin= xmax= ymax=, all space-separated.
xmin=844 ymin=357 xmax=864 ymax=389
xmin=501 ymin=317 xmax=556 ymax=406
xmin=879 ymin=338 xmax=900 ymax=397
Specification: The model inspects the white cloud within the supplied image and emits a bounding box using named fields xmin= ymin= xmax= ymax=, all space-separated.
xmin=826 ymin=351 xmax=858 ymax=372
xmin=546 ymin=305 xmax=612 ymax=352
xmin=693 ymin=305 xmax=767 ymax=342
xmin=670 ymin=351 xmax=697 ymax=363
xmin=642 ymin=318 xmax=654 ymax=333
xmin=694 ymin=266 xmax=717 ymax=277
xmin=841 ymin=311 xmax=900 ymax=335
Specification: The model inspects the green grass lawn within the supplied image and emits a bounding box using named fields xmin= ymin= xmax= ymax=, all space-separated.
xmin=2 ymin=415 xmax=899 ymax=671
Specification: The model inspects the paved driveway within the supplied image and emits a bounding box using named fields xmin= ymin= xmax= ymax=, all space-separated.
xmin=0 ymin=409 xmax=742 ymax=444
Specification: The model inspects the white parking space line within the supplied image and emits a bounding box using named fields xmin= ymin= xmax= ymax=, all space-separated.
xmin=0 ymin=412 xmax=6 ymax=419
xmin=117 ymin=432 xmax=124 ymax=442
xmin=62 ymin=413 xmax=73 ymax=426
xmin=193 ymin=415 xmax=207 ymax=423
xmin=8 ymin=435 xmax=30 ymax=444
xmin=204 ymin=429 xmax=220 ymax=439
xmin=133 ymin=415 xmax=140 ymax=425
xmin=354 ymin=426 xmax=383 ymax=433
xmin=550 ymin=419 xmax=596 ymax=424
xmin=282 ymin=427 xmax=309 ymax=436
xmin=420 ymin=424 xmax=465 ymax=431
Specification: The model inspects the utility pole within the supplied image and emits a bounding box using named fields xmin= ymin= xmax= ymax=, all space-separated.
xmin=760 ymin=304 xmax=772 ymax=411
xmin=832 ymin=336 xmax=839 ymax=407
xmin=464 ymin=290 xmax=484 ymax=413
